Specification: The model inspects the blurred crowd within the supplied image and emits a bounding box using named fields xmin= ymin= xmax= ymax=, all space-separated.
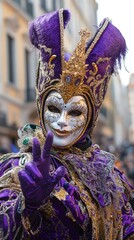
xmin=0 ymin=143 xmax=18 ymax=157
xmin=103 ymin=138 xmax=134 ymax=187
xmin=117 ymin=142 xmax=134 ymax=186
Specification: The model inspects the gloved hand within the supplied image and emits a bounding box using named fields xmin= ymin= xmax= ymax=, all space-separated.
xmin=18 ymin=131 xmax=65 ymax=209
xmin=62 ymin=179 xmax=85 ymax=225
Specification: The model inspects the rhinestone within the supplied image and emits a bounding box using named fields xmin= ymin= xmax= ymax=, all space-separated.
xmin=23 ymin=138 xmax=29 ymax=145
xmin=66 ymin=76 xmax=71 ymax=83
xmin=75 ymin=79 xmax=81 ymax=86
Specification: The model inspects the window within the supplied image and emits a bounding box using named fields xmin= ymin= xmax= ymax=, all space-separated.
xmin=7 ymin=35 xmax=16 ymax=84
xmin=59 ymin=0 xmax=64 ymax=8
xmin=13 ymin=0 xmax=21 ymax=5
xmin=0 ymin=111 xmax=7 ymax=126
xmin=12 ymin=0 xmax=34 ymax=17
xmin=40 ymin=0 xmax=56 ymax=12
xmin=40 ymin=0 xmax=49 ymax=11
xmin=52 ymin=0 xmax=56 ymax=10
xmin=25 ymin=0 xmax=34 ymax=17
xmin=100 ymin=106 xmax=107 ymax=118
xmin=25 ymin=49 xmax=35 ymax=102
xmin=25 ymin=49 xmax=30 ymax=101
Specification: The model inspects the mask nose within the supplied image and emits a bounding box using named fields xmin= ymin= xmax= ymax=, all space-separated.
xmin=57 ymin=121 xmax=67 ymax=128
xmin=57 ymin=113 xmax=67 ymax=129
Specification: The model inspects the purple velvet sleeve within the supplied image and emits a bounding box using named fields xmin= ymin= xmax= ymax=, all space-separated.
xmin=0 ymin=187 xmax=52 ymax=239
xmin=0 ymin=156 xmax=22 ymax=239
xmin=0 ymin=157 xmax=47 ymax=239
xmin=0 ymin=189 xmax=22 ymax=239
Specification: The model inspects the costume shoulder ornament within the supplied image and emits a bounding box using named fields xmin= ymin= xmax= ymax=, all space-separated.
xmin=17 ymin=123 xmax=45 ymax=152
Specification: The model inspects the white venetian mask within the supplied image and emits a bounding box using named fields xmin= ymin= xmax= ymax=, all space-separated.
xmin=43 ymin=91 xmax=88 ymax=147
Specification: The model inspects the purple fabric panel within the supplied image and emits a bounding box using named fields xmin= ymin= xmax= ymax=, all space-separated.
xmin=86 ymin=20 xmax=127 ymax=74
xmin=83 ymin=19 xmax=127 ymax=134
xmin=0 ymin=189 xmax=21 ymax=239
xmin=0 ymin=157 xmax=19 ymax=177
xmin=29 ymin=10 xmax=70 ymax=79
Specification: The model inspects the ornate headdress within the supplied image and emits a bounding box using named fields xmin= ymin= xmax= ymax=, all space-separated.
xmin=29 ymin=9 xmax=126 ymax=137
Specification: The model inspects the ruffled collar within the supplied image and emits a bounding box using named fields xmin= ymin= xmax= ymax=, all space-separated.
xmin=52 ymin=145 xmax=125 ymax=209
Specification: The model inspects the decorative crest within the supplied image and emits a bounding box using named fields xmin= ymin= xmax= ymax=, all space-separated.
xmin=56 ymin=28 xmax=91 ymax=102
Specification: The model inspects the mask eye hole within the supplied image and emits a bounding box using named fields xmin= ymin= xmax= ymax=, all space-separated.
xmin=48 ymin=105 xmax=60 ymax=113
xmin=68 ymin=110 xmax=82 ymax=116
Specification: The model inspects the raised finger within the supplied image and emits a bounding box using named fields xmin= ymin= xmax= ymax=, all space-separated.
xmin=42 ymin=131 xmax=53 ymax=160
xmin=32 ymin=137 xmax=41 ymax=163
xmin=40 ymin=132 xmax=53 ymax=178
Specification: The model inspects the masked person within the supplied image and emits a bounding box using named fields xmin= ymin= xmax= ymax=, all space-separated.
xmin=0 ymin=9 xmax=134 ymax=240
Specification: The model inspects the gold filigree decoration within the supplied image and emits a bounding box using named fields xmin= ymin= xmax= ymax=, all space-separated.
xmin=38 ymin=45 xmax=56 ymax=92
xmin=39 ymin=200 xmax=55 ymax=218
xmin=86 ymin=57 xmax=111 ymax=107
xmin=51 ymin=148 xmax=126 ymax=240
xmin=0 ymin=153 xmax=32 ymax=190
xmin=36 ymin=28 xmax=91 ymax=104
xmin=126 ymin=234 xmax=134 ymax=240
xmin=53 ymin=187 xmax=68 ymax=201
xmin=52 ymin=29 xmax=91 ymax=103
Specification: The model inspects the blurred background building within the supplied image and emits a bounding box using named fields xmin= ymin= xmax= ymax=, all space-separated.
xmin=0 ymin=0 xmax=133 ymax=173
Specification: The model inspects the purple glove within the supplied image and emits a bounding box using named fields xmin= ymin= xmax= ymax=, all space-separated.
xmin=18 ymin=131 xmax=65 ymax=209
xmin=62 ymin=179 xmax=85 ymax=225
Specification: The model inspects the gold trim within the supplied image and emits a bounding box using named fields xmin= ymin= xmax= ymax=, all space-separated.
xmin=86 ymin=18 xmax=110 ymax=57
xmin=59 ymin=8 xmax=64 ymax=71
xmin=53 ymin=187 xmax=68 ymax=201
xmin=125 ymin=235 xmax=134 ymax=240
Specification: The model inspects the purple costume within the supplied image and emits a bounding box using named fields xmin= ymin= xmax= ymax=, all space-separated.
xmin=0 ymin=9 xmax=134 ymax=240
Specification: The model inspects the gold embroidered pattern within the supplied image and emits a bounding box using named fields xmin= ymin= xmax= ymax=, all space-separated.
xmin=39 ymin=200 xmax=70 ymax=240
xmin=126 ymin=234 xmax=134 ymax=240
xmin=0 ymin=153 xmax=32 ymax=190
xmin=52 ymin=149 xmax=125 ymax=240
xmin=86 ymin=18 xmax=109 ymax=57
xmin=53 ymin=187 xmax=68 ymax=201
xmin=39 ymin=200 xmax=55 ymax=219
xmin=38 ymin=45 xmax=56 ymax=93
xmin=22 ymin=213 xmax=42 ymax=236
xmin=0 ymin=189 xmax=21 ymax=239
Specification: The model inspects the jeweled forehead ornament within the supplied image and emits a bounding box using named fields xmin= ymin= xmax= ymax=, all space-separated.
xmin=57 ymin=28 xmax=90 ymax=103
xmin=36 ymin=27 xmax=91 ymax=104
xmin=29 ymin=9 xmax=126 ymax=136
